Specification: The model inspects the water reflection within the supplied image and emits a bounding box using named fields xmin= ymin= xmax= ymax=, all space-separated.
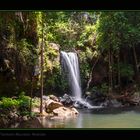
xmin=41 ymin=117 xmax=65 ymax=128
xmin=39 ymin=107 xmax=140 ymax=128
xmin=14 ymin=107 xmax=140 ymax=128
xmin=76 ymin=114 xmax=83 ymax=128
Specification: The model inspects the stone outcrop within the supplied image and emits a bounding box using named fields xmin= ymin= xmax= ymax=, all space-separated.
xmin=43 ymin=95 xmax=79 ymax=120
xmin=45 ymin=99 xmax=63 ymax=113
xmin=49 ymin=95 xmax=59 ymax=102
xmin=59 ymin=94 xmax=75 ymax=107
xmin=51 ymin=107 xmax=79 ymax=120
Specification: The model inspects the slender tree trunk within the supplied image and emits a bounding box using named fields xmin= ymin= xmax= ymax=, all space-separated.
xmin=108 ymin=49 xmax=110 ymax=94
xmin=133 ymin=46 xmax=138 ymax=74
xmin=108 ymin=48 xmax=112 ymax=95
xmin=111 ymin=50 xmax=113 ymax=90
xmin=133 ymin=46 xmax=139 ymax=89
xmin=30 ymin=76 xmax=33 ymax=116
xmin=117 ymin=50 xmax=121 ymax=92
xmin=86 ymin=55 xmax=100 ymax=90
xmin=40 ymin=15 xmax=44 ymax=114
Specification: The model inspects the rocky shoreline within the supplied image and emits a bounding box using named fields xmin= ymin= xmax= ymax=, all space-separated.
xmin=1 ymin=91 xmax=140 ymax=128
xmin=0 ymin=95 xmax=79 ymax=128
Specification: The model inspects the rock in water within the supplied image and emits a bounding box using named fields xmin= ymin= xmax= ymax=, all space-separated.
xmin=45 ymin=99 xmax=63 ymax=113
xmin=52 ymin=107 xmax=79 ymax=120
xmin=71 ymin=107 xmax=79 ymax=115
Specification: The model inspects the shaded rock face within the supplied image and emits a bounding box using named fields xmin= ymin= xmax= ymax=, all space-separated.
xmin=84 ymin=90 xmax=140 ymax=108
xmin=59 ymin=94 xmax=75 ymax=107
xmin=100 ymin=99 xmax=123 ymax=108
xmin=84 ymin=91 xmax=107 ymax=106
xmin=84 ymin=91 xmax=124 ymax=108
xmin=0 ymin=108 xmax=20 ymax=128
xmin=0 ymin=118 xmax=9 ymax=128
xmin=59 ymin=94 xmax=98 ymax=109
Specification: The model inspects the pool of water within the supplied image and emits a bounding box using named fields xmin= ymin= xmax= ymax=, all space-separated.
xmin=41 ymin=107 xmax=140 ymax=128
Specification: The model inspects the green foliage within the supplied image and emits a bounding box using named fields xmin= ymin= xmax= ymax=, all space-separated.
xmin=44 ymin=44 xmax=59 ymax=73
xmin=18 ymin=91 xmax=31 ymax=109
xmin=42 ymin=11 xmax=100 ymax=93
xmin=113 ymin=63 xmax=134 ymax=79
xmin=0 ymin=97 xmax=20 ymax=108
xmin=32 ymin=97 xmax=40 ymax=108
xmin=91 ymin=83 xmax=108 ymax=94
xmin=45 ymin=11 xmax=98 ymax=50
xmin=0 ymin=91 xmax=31 ymax=115
xmin=97 ymin=12 xmax=124 ymax=50
xmin=77 ymin=24 xmax=96 ymax=48
xmin=17 ymin=38 xmax=36 ymax=66
xmin=79 ymin=51 xmax=90 ymax=83
xmin=0 ymin=12 xmax=38 ymax=96
xmin=97 ymin=12 xmax=140 ymax=51
xmin=1 ymin=11 xmax=140 ymax=97
xmin=100 ymin=83 xmax=109 ymax=94
xmin=119 ymin=63 xmax=134 ymax=79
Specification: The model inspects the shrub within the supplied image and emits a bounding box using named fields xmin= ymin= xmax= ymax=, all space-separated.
xmin=18 ymin=92 xmax=31 ymax=112
xmin=0 ymin=92 xmax=31 ymax=116
xmin=0 ymin=97 xmax=20 ymax=108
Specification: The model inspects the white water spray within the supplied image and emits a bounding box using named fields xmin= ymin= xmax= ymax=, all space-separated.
xmin=61 ymin=51 xmax=82 ymax=100
xmin=61 ymin=51 xmax=103 ymax=109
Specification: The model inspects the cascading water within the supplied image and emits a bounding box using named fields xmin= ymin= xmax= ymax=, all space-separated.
xmin=60 ymin=51 xmax=82 ymax=100
xmin=61 ymin=51 xmax=103 ymax=109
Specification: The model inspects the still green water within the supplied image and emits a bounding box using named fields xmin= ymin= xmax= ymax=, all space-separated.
xmin=41 ymin=107 xmax=140 ymax=128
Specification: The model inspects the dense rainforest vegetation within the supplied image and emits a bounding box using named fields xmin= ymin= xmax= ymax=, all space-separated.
xmin=1 ymin=11 xmax=140 ymax=126
xmin=1 ymin=11 xmax=140 ymax=96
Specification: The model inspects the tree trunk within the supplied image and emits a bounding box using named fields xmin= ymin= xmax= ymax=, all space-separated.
xmin=133 ymin=46 xmax=138 ymax=74
xmin=133 ymin=46 xmax=139 ymax=89
xmin=86 ymin=55 xmax=100 ymax=90
xmin=108 ymin=48 xmax=113 ymax=95
xmin=117 ymin=50 xmax=121 ymax=92
xmin=40 ymin=15 xmax=44 ymax=114
xmin=30 ymin=76 xmax=33 ymax=116
xmin=111 ymin=50 xmax=113 ymax=89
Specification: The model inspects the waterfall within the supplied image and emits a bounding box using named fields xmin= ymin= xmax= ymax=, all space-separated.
xmin=60 ymin=51 xmax=103 ymax=109
xmin=60 ymin=51 xmax=82 ymax=100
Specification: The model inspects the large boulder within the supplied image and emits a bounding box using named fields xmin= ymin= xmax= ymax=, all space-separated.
xmin=128 ymin=92 xmax=140 ymax=105
xmin=59 ymin=94 xmax=75 ymax=107
xmin=45 ymin=99 xmax=63 ymax=113
xmin=51 ymin=107 xmax=79 ymax=120
xmin=49 ymin=95 xmax=59 ymax=102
